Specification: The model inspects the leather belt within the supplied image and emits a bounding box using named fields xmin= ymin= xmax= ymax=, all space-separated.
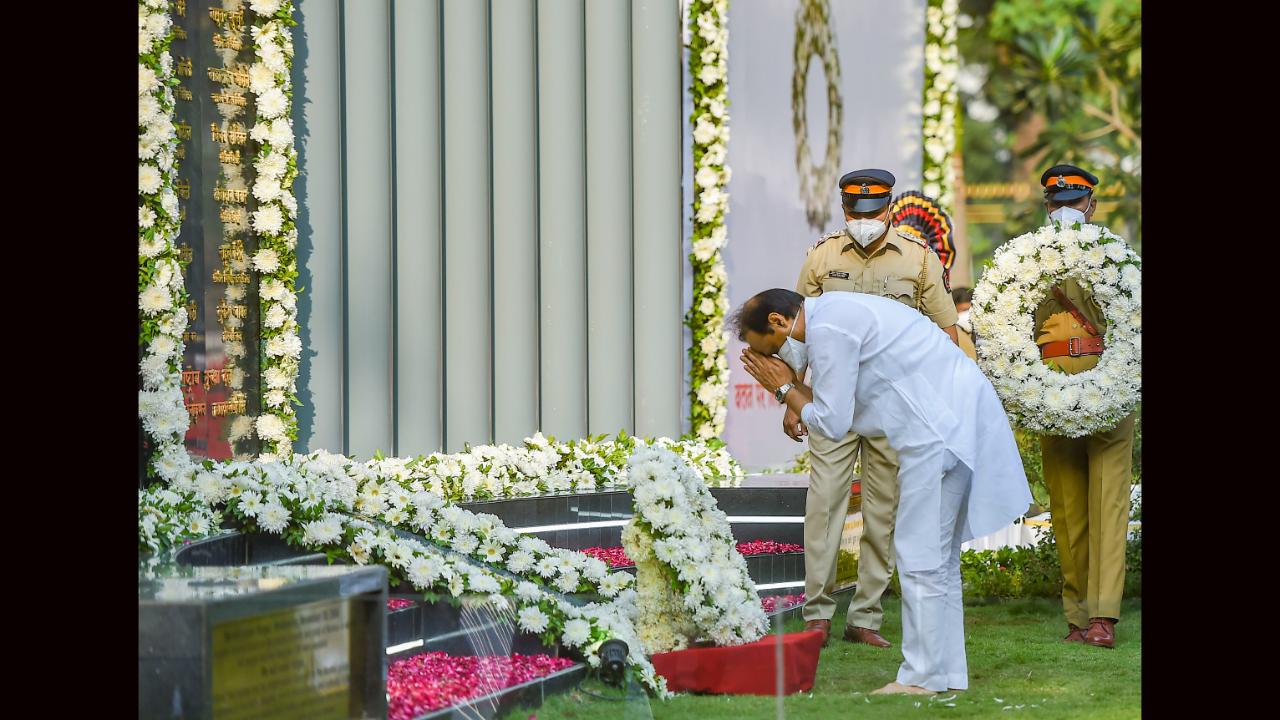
xmin=1040 ymin=336 xmax=1104 ymax=359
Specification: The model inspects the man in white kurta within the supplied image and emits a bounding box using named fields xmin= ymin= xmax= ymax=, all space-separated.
xmin=737 ymin=289 xmax=1031 ymax=694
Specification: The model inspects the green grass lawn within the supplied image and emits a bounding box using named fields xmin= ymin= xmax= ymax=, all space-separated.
xmin=527 ymin=596 xmax=1140 ymax=719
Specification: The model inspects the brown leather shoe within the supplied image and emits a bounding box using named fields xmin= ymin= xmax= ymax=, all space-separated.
xmin=1063 ymin=624 xmax=1086 ymax=643
xmin=1084 ymin=618 xmax=1116 ymax=648
xmin=844 ymin=625 xmax=891 ymax=648
xmin=804 ymin=619 xmax=832 ymax=646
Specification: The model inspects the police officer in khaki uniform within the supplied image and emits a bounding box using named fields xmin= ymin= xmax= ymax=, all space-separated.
xmin=1033 ymin=164 xmax=1135 ymax=649
xmin=794 ymin=169 xmax=959 ymax=647
xmin=952 ymin=287 xmax=978 ymax=362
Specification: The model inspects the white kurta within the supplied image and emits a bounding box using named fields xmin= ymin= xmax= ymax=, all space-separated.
xmin=798 ymin=292 xmax=1032 ymax=572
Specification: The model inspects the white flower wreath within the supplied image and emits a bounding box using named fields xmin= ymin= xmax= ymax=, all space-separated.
xmin=621 ymin=446 xmax=767 ymax=652
xmin=971 ymin=222 xmax=1141 ymax=437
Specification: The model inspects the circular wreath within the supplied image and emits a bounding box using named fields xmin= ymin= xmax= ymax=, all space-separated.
xmin=971 ymin=223 xmax=1141 ymax=437
xmin=792 ymin=0 xmax=843 ymax=231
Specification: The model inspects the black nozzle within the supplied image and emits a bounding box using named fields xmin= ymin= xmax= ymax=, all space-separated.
xmin=598 ymin=639 xmax=629 ymax=687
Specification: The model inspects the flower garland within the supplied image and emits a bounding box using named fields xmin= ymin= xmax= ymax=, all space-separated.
xmin=791 ymin=0 xmax=843 ymax=230
xmin=921 ymin=0 xmax=959 ymax=209
xmin=971 ymin=223 xmax=1142 ymax=437
xmin=247 ymin=0 xmax=302 ymax=459
xmin=140 ymin=451 xmax=671 ymax=695
xmin=138 ymin=0 xmax=191 ymax=476
xmin=621 ymin=446 xmax=767 ymax=651
xmin=686 ymin=0 xmax=732 ymax=440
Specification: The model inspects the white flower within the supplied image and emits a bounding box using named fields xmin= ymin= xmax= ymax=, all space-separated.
xmin=258 ymin=503 xmax=290 ymax=533
xmin=161 ymin=189 xmax=179 ymax=220
xmin=562 ymin=618 xmax=591 ymax=647
xmin=257 ymin=87 xmax=288 ymax=119
xmin=248 ymin=63 xmax=276 ymax=94
xmin=695 ymin=166 xmax=720 ymax=190
xmin=252 ymin=176 xmax=282 ymax=202
xmin=268 ymin=119 xmax=294 ymax=147
xmin=139 ymin=64 xmax=158 ymax=95
xmin=265 ymin=389 xmax=287 ymax=407
xmin=253 ymin=206 xmax=285 ymax=235
xmin=257 ymin=152 xmax=288 ymax=180
xmin=264 ymin=366 xmax=292 ymax=390
xmin=693 ymin=118 xmax=718 ymax=146
xmin=517 ymin=605 xmax=549 ymax=634
xmin=704 ymin=142 xmax=727 ymax=166
xmin=256 ymin=413 xmax=289 ymax=442
xmin=139 ymin=164 xmax=162 ymax=195
xmin=139 ymin=284 xmax=170 ymax=315
xmin=698 ymin=62 xmax=723 ymax=86
xmin=250 ymin=122 xmax=272 ymax=143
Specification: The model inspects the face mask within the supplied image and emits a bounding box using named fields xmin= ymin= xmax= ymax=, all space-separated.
xmin=846 ymin=218 xmax=887 ymax=247
xmin=776 ymin=316 xmax=807 ymax=376
xmin=956 ymin=309 xmax=971 ymax=332
xmin=1048 ymin=206 xmax=1086 ymax=228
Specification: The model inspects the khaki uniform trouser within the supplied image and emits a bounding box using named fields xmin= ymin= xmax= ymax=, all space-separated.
xmin=1040 ymin=412 xmax=1135 ymax=627
xmin=803 ymin=429 xmax=899 ymax=630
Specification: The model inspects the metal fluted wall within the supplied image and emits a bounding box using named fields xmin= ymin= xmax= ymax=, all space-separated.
xmin=293 ymin=0 xmax=684 ymax=457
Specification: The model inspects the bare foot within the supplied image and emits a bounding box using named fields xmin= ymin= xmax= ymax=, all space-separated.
xmin=870 ymin=682 xmax=936 ymax=696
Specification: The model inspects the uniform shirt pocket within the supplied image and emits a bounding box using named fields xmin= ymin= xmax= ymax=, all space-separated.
xmin=883 ymin=278 xmax=917 ymax=307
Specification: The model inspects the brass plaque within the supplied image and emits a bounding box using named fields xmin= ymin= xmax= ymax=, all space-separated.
xmin=211 ymin=598 xmax=351 ymax=720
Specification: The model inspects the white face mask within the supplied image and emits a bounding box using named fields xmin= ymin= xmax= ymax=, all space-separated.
xmin=846 ymin=218 xmax=887 ymax=247
xmin=1048 ymin=206 xmax=1087 ymax=228
xmin=776 ymin=316 xmax=807 ymax=376
xmin=956 ymin=309 xmax=971 ymax=332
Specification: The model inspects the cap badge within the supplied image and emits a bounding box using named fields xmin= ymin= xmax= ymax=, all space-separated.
xmin=860 ymin=183 xmax=869 ymax=195
xmin=1056 ymin=176 xmax=1066 ymax=188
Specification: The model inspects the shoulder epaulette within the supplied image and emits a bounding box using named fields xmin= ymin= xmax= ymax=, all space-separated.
xmin=807 ymin=229 xmax=846 ymax=255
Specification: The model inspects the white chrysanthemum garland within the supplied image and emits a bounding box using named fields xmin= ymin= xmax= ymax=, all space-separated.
xmin=622 ymin=447 xmax=767 ymax=651
xmin=139 ymin=484 xmax=223 ymax=552
xmin=921 ymin=0 xmax=959 ymax=207
xmin=686 ymin=0 xmax=732 ymax=440
xmin=138 ymin=0 xmax=191 ymax=475
xmin=141 ymin=451 xmax=670 ymax=696
xmin=971 ymin=222 xmax=1142 ymax=437
xmin=247 ymin=0 xmax=301 ymax=459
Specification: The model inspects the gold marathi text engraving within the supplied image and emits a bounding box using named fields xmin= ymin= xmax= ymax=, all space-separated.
xmin=181 ymin=369 xmax=202 ymax=386
xmin=175 ymin=179 xmax=190 ymax=200
xmin=219 ymin=206 xmax=245 ymax=225
xmin=212 ymin=269 xmax=251 ymax=284
xmin=208 ymin=7 xmax=245 ymax=33
xmin=183 ymin=330 xmax=201 ymax=342
xmin=176 ymin=57 xmax=193 ymax=77
xmin=222 ymin=328 xmax=243 ymax=343
xmin=212 ymin=33 xmax=244 ymax=51
xmin=186 ymin=401 xmax=207 ymax=419
xmin=211 ymin=90 xmax=248 ymax=107
xmin=206 ymin=65 xmax=250 ymax=89
xmin=173 ymin=26 xmax=187 ymax=40
xmin=218 ymin=147 xmax=241 ymax=165
xmin=213 ymin=185 xmax=250 ymax=205
xmin=176 ymin=121 xmax=192 ymax=140
xmin=177 ymin=245 xmax=193 ymax=263
xmin=175 ymin=86 xmax=192 ymax=101
xmin=209 ymin=122 xmax=248 ymax=146
xmin=218 ymin=239 xmax=247 ymax=266
xmin=177 ymin=0 xmax=186 ymax=17
xmin=176 ymin=144 xmax=186 ymax=160
xmin=185 ymin=299 xmax=198 ymax=320
xmin=211 ymin=392 xmax=248 ymax=417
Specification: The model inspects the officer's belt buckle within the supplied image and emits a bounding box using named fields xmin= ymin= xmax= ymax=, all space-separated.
xmin=1068 ymin=337 xmax=1083 ymax=357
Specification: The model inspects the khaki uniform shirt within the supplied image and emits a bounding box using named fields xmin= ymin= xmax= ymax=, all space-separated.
xmin=1033 ymin=278 xmax=1104 ymax=375
xmin=796 ymin=226 xmax=958 ymax=329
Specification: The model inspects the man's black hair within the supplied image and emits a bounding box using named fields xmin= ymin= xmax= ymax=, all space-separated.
xmin=730 ymin=289 xmax=804 ymax=341
xmin=951 ymin=286 xmax=974 ymax=305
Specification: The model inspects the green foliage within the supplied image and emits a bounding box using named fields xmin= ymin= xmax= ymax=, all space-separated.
xmin=958 ymin=0 xmax=1142 ymax=256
